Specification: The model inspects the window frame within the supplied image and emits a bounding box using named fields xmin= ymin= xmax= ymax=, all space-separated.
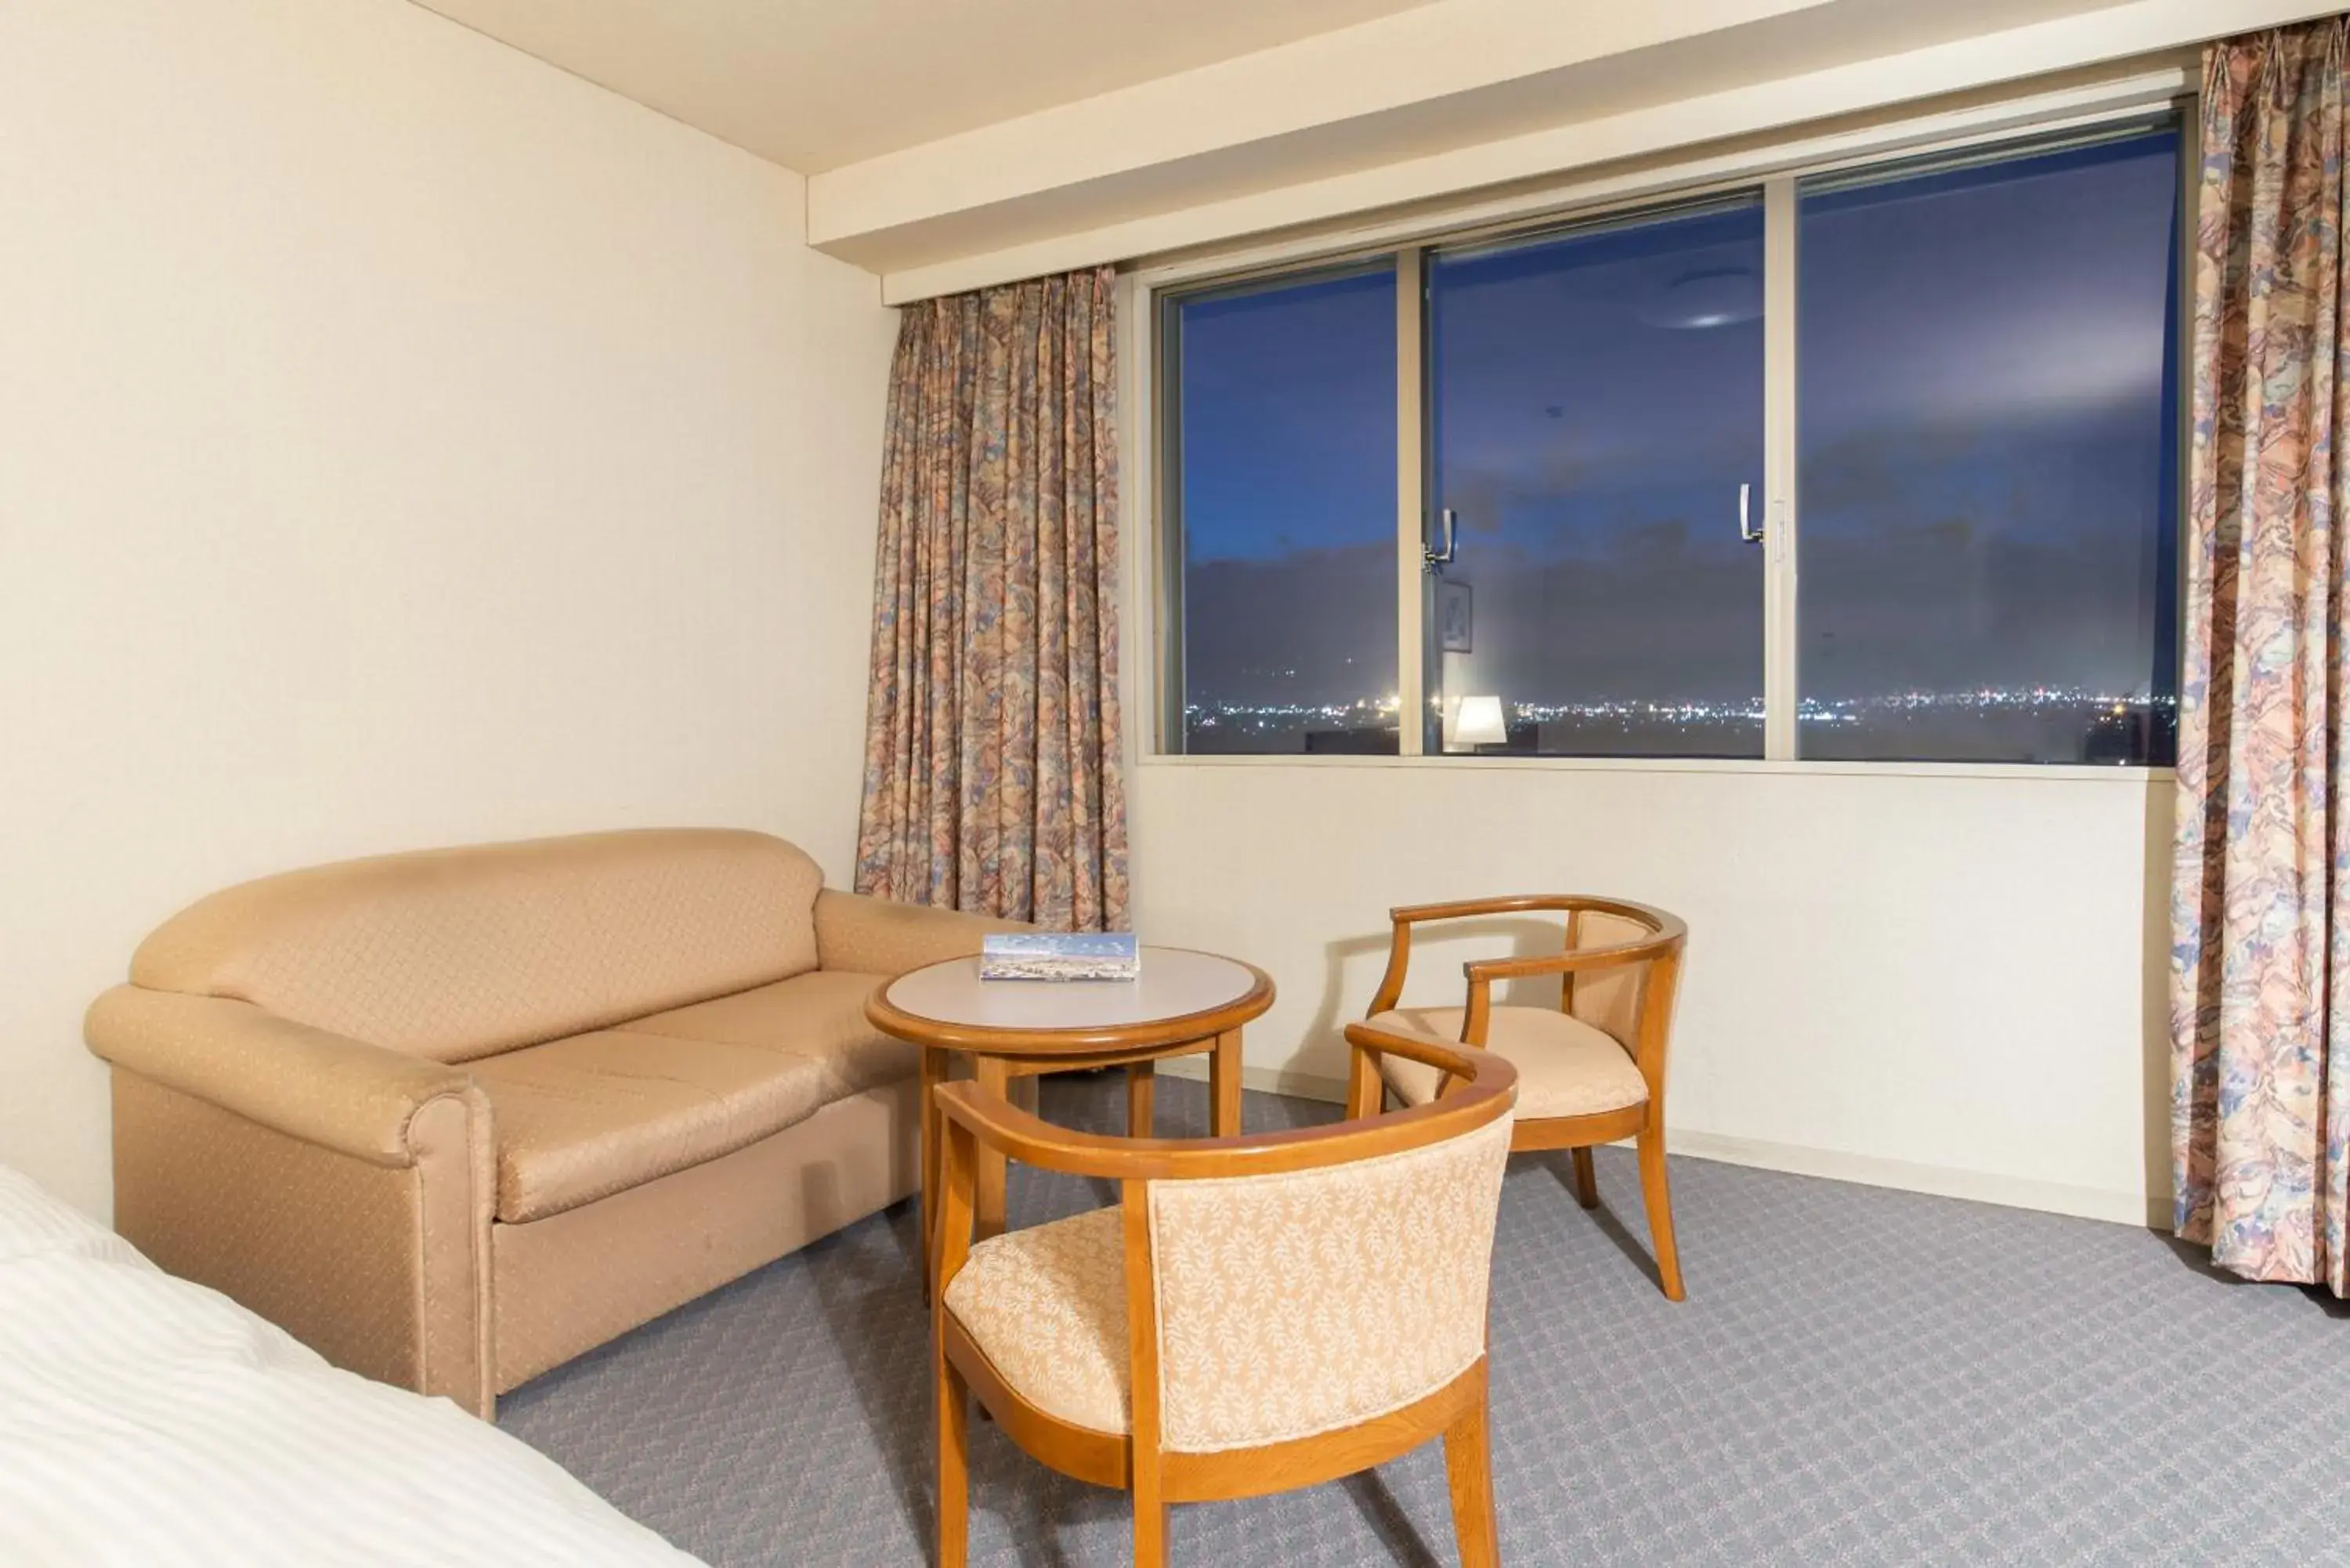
xmin=1137 ymin=80 xmax=2194 ymax=777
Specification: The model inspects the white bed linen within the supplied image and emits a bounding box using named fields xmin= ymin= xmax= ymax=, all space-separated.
xmin=0 ymin=1164 xmax=703 ymax=1566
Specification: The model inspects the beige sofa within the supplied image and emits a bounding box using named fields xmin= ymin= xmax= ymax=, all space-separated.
xmin=85 ymin=828 xmax=1018 ymax=1417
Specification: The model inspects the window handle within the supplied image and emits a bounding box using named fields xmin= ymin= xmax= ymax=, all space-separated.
xmin=1738 ymin=482 xmax=1764 ymax=544
xmin=1424 ymin=507 xmax=1458 ymax=571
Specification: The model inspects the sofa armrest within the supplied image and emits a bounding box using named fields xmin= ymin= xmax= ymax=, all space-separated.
xmin=813 ymin=889 xmax=1032 ymax=977
xmin=85 ymin=986 xmax=480 ymax=1168
xmin=88 ymin=985 xmax=494 ymax=1416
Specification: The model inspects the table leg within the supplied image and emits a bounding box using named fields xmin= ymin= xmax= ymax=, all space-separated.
xmin=920 ymin=1046 xmax=947 ymax=1299
xmin=973 ymin=1055 xmax=1010 ymax=1243
xmin=1210 ymin=1031 xmax=1243 ymax=1136
xmin=1126 ymin=1061 xmax=1155 ymax=1136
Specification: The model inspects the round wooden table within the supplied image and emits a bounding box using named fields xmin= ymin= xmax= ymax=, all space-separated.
xmin=866 ymin=946 xmax=1274 ymax=1279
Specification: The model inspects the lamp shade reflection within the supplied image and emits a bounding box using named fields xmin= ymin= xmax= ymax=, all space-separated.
xmin=1451 ymin=695 xmax=1507 ymax=749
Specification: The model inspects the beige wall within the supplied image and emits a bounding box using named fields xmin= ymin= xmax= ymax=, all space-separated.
xmin=0 ymin=0 xmax=897 ymax=1216
xmin=1133 ymin=761 xmax=2173 ymax=1225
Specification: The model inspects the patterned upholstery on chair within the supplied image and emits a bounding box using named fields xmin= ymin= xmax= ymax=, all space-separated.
xmin=942 ymin=1112 xmax=1513 ymax=1454
xmin=942 ymin=1205 xmax=1128 ymax=1435
xmin=1566 ymin=908 xmax=1653 ymax=1048
xmin=1371 ymin=1005 xmax=1647 ymax=1118
xmin=1148 ymin=1113 xmax=1512 ymax=1451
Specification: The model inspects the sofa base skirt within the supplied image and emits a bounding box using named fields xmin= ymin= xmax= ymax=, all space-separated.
xmin=490 ymin=1076 xmax=920 ymax=1393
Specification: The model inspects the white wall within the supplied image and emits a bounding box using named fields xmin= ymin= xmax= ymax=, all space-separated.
xmin=0 ymin=0 xmax=898 ymax=1217
xmin=1133 ymin=760 xmax=2172 ymax=1226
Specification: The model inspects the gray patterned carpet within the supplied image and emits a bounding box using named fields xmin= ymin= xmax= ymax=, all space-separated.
xmin=499 ymin=1077 xmax=2350 ymax=1566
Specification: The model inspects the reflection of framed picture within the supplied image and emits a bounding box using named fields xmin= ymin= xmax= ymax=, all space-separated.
xmin=1437 ymin=579 xmax=1473 ymax=653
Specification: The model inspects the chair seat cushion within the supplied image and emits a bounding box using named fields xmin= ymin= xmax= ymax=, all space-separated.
xmin=942 ymin=1206 xmax=1128 ymax=1436
xmin=1369 ymin=1005 xmax=1648 ymax=1120
xmin=472 ymin=969 xmax=908 ymax=1222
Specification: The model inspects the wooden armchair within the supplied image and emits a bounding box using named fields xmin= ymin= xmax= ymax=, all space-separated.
xmin=931 ymin=1032 xmax=1518 ymax=1567
xmin=1354 ymin=896 xmax=1689 ymax=1300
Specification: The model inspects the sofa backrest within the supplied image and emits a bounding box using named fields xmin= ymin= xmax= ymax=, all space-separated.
xmin=129 ymin=829 xmax=824 ymax=1062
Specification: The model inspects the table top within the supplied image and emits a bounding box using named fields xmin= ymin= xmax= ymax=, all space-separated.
xmin=869 ymin=945 xmax=1272 ymax=1054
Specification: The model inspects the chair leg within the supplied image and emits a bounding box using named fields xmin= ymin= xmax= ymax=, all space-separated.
xmin=1010 ymin=1073 xmax=1042 ymax=1115
xmin=1133 ymin=1495 xmax=1167 ymax=1568
xmin=920 ymin=1048 xmax=945 ymax=1299
xmin=1568 ymin=1146 xmax=1599 ymax=1209
xmin=1345 ymin=1044 xmax=1383 ymax=1120
xmin=1444 ymin=1393 xmax=1500 ymax=1568
xmin=1209 ymin=1030 xmax=1244 ymax=1136
xmin=1354 ymin=1048 xmax=1382 ymax=1123
xmin=936 ymin=1347 xmax=970 ymax=1568
xmin=1126 ymin=1062 xmax=1156 ymax=1136
xmin=1635 ymin=1125 xmax=1685 ymax=1302
xmin=973 ymin=1058 xmax=1010 ymax=1242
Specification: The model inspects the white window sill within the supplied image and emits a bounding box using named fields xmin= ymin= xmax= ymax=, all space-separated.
xmin=1134 ymin=752 xmax=2175 ymax=784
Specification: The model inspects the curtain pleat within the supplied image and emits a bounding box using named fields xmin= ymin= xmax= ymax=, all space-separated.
xmin=2172 ymin=18 xmax=2350 ymax=1295
xmin=854 ymin=267 xmax=1129 ymax=932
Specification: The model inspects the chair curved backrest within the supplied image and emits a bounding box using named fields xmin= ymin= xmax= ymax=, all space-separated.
xmin=1365 ymin=894 xmax=1687 ymax=1081
xmin=932 ymin=1033 xmax=1515 ymax=1461
xmin=1562 ymin=903 xmax=1669 ymax=1050
xmin=931 ymin=1034 xmax=1517 ymax=1565
xmin=1144 ymin=1074 xmax=1513 ymax=1454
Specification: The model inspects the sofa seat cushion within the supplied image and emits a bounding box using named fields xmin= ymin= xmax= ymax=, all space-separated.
xmin=1369 ymin=1005 xmax=1648 ymax=1121
xmin=627 ymin=971 xmax=909 ymax=1100
xmin=469 ymin=1031 xmax=833 ymax=1222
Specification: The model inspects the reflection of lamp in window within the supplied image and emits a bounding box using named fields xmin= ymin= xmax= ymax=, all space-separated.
xmin=1451 ymin=695 xmax=1507 ymax=752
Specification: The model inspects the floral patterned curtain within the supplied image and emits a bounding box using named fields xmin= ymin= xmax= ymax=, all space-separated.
xmin=2172 ymin=19 xmax=2350 ymax=1295
xmin=853 ymin=266 xmax=1130 ymax=932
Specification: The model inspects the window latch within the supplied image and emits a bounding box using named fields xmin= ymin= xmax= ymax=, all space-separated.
xmin=1738 ymin=482 xmax=1765 ymax=545
xmin=1423 ymin=507 xmax=1458 ymax=572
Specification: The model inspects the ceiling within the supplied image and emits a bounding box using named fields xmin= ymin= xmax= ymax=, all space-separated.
xmin=410 ymin=0 xmax=1441 ymax=173
xmin=406 ymin=0 xmax=2326 ymax=301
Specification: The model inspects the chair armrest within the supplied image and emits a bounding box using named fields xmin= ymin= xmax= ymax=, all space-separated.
xmin=85 ymin=986 xmax=481 ymax=1169
xmin=1461 ymin=929 xmax=1685 ymax=1057
xmin=1389 ymin=895 xmax=1589 ymax=924
xmin=931 ymin=1039 xmax=1515 ymax=1313
xmin=934 ymin=1035 xmax=1514 ymax=1183
xmin=1462 ymin=940 xmax=1677 ymax=986
xmin=1460 ymin=920 xmax=1685 ymax=998
xmin=1370 ymin=899 xmax=1589 ymax=1016
xmin=1340 ymin=1021 xmax=1504 ymax=1108
xmin=1370 ymin=894 xmax=1687 ymax=1015
xmin=813 ymin=888 xmax=1032 ymax=977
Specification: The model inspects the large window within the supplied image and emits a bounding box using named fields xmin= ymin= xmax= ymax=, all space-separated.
xmin=1426 ymin=201 xmax=1766 ymax=757
xmin=1797 ymin=135 xmax=2182 ymax=763
xmin=1160 ymin=266 xmax=1399 ymax=754
xmin=1157 ymin=117 xmax=2185 ymax=765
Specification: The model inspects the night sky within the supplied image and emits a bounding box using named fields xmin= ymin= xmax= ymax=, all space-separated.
xmin=1173 ymin=126 xmax=2182 ymax=757
xmin=1177 ymin=266 xmax=1400 ymax=706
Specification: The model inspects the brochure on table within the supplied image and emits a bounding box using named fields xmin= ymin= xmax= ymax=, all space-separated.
xmin=979 ymin=932 xmax=1141 ymax=981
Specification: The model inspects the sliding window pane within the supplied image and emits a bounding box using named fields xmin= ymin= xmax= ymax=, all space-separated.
xmin=1164 ymin=267 xmax=1398 ymax=753
xmin=1426 ymin=202 xmax=1766 ymax=757
xmin=1796 ymin=127 xmax=2182 ymax=764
